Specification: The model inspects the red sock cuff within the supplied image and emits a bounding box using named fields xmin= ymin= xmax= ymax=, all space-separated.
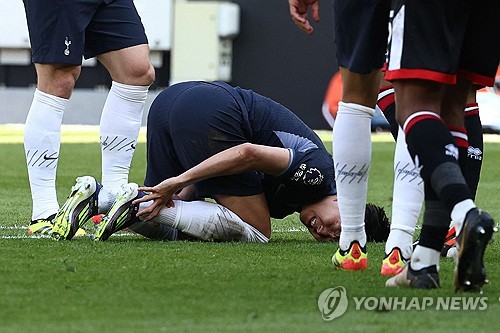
xmin=377 ymin=85 xmax=395 ymax=111
xmin=448 ymin=126 xmax=468 ymax=149
xmin=464 ymin=102 xmax=479 ymax=117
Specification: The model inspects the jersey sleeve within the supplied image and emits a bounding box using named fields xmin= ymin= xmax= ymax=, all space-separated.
xmin=280 ymin=147 xmax=335 ymax=194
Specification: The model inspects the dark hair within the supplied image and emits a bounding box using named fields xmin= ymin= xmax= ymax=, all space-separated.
xmin=364 ymin=203 xmax=390 ymax=242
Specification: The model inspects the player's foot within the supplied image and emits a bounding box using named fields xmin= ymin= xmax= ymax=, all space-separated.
xmin=441 ymin=226 xmax=456 ymax=257
xmin=386 ymin=264 xmax=440 ymax=289
xmin=52 ymin=176 xmax=101 ymax=240
xmin=415 ymin=225 xmax=458 ymax=258
xmin=332 ymin=241 xmax=368 ymax=270
xmin=380 ymin=247 xmax=408 ymax=276
xmin=27 ymin=214 xmax=56 ymax=236
xmin=28 ymin=215 xmax=87 ymax=237
xmin=454 ymin=208 xmax=495 ymax=293
xmin=93 ymin=183 xmax=143 ymax=241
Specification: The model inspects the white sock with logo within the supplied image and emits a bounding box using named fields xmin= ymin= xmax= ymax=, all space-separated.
xmin=138 ymin=200 xmax=269 ymax=243
xmin=24 ymin=89 xmax=68 ymax=220
xmin=385 ymin=128 xmax=424 ymax=259
xmin=100 ymin=81 xmax=148 ymax=194
xmin=333 ymin=102 xmax=374 ymax=250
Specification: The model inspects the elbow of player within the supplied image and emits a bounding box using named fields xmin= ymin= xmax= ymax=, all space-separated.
xmin=237 ymin=143 xmax=260 ymax=165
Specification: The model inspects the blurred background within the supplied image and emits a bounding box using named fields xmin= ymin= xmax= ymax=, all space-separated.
xmin=0 ymin=0 xmax=338 ymax=129
xmin=0 ymin=0 xmax=497 ymax=132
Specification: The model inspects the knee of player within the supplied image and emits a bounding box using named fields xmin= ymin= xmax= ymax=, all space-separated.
xmin=128 ymin=61 xmax=155 ymax=86
xmin=37 ymin=67 xmax=80 ymax=98
xmin=142 ymin=63 xmax=156 ymax=86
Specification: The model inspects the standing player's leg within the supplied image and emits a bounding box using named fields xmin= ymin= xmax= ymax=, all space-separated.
xmin=332 ymin=70 xmax=377 ymax=270
xmin=377 ymin=85 xmax=424 ymax=275
xmin=441 ymin=90 xmax=484 ymax=257
xmin=50 ymin=0 xmax=154 ymax=240
xmin=25 ymin=64 xmax=77 ymax=234
xmin=385 ymin=78 xmax=469 ymax=289
xmin=381 ymin=127 xmax=424 ymax=274
xmin=97 ymin=44 xmax=154 ymax=203
xmin=331 ymin=0 xmax=391 ymax=270
xmin=386 ymin=61 xmax=495 ymax=292
xmin=23 ymin=0 xmax=87 ymax=235
xmin=462 ymin=92 xmax=483 ymax=200
xmin=378 ymin=88 xmax=483 ymax=268
xmin=90 ymin=0 xmax=155 ymax=204
xmin=384 ymin=1 xmax=497 ymax=291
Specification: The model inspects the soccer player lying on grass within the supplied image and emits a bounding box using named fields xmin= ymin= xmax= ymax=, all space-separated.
xmin=51 ymin=81 xmax=390 ymax=245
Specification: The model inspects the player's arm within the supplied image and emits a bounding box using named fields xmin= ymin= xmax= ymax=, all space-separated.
xmin=185 ymin=142 xmax=291 ymax=180
xmin=176 ymin=142 xmax=291 ymax=187
xmin=134 ymin=143 xmax=290 ymax=221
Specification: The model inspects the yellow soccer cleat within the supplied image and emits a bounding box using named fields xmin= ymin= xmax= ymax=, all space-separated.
xmin=93 ymin=183 xmax=142 ymax=241
xmin=28 ymin=214 xmax=86 ymax=237
xmin=332 ymin=241 xmax=368 ymax=270
xmin=27 ymin=214 xmax=55 ymax=236
xmin=380 ymin=247 xmax=408 ymax=276
xmin=52 ymin=176 xmax=101 ymax=240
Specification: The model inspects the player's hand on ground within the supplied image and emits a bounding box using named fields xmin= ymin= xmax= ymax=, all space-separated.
xmin=134 ymin=178 xmax=179 ymax=221
xmin=288 ymin=0 xmax=320 ymax=35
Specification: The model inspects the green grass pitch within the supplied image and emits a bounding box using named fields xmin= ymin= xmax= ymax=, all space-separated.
xmin=0 ymin=127 xmax=499 ymax=333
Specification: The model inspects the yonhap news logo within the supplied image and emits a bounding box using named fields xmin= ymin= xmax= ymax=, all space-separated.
xmin=317 ymin=286 xmax=348 ymax=321
xmin=317 ymin=286 xmax=488 ymax=320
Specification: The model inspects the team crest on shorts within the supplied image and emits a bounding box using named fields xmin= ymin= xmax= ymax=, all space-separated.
xmin=64 ymin=37 xmax=72 ymax=56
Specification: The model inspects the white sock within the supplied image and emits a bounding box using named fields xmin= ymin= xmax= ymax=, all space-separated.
xmin=24 ymin=89 xmax=68 ymax=220
xmin=100 ymin=81 xmax=148 ymax=194
xmin=450 ymin=199 xmax=476 ymax=235
xmin=97 ymin=187 xmax=116 ymax=215
xmin=410 ymin=245 xmax=440 ymax=271
xmin=127 ymin=221 xmax=179 ymax=241
xmin=451 ymin=199 xmax=476 ymax=235
xmin=385 ymin=228 xmax=414 ymax=259
xmin=333 ymin=102 xmax=374 ymax=249
xmin=385 ymin=128 xmax=424 ymax=258
xmin=139 ymin=200 xmax=269 ymax=243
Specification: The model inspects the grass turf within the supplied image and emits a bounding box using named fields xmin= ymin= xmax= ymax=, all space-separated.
xmin=0 ymin=128 xmax=499 ymax=333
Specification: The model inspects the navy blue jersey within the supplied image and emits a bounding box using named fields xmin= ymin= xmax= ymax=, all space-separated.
xmin=145 ymin=81 xmax=336 ymax=219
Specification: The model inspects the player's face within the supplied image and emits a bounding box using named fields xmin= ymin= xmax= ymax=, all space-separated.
xmin=300 ymin=195 xmax=341 ymax=242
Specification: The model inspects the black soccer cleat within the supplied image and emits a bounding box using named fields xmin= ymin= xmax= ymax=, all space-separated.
xmin=454 ymin=208 xmax=495 ymax=293
xmin=386 ymin=264 xmax=440 ymax=289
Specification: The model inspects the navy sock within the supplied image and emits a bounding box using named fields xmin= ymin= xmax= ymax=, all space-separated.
xmin=464 ymin=103 xmax=483 ymax=199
